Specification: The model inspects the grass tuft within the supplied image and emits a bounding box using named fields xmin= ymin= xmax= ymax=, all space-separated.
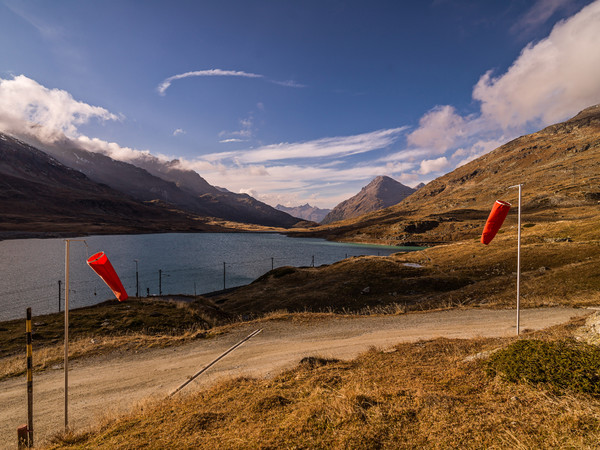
xmin=487 ymin=339 xmax=600 ymax=395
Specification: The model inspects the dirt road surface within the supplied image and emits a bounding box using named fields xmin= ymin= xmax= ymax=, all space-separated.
xmin=0 ymin=307 xmax=590 ymax=447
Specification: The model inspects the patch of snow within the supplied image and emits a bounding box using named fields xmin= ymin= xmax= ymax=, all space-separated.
xmin=403 ymin=263 xmax=423 ymax=268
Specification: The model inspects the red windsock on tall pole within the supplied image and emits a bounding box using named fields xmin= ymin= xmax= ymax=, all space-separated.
xmin=481 ymin=200 xmax=511 ymax=245
xmin=87 ymin=252 xmax=128 ymax=301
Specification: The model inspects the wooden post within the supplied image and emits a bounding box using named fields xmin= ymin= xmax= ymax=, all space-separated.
xmin=134 ymin=260 xmax=139 ymax=298
xmin=159 ymin=269 xmax=162 ymax=296
xmin=26 ymin=308 xmax=33 ymax=447
xmin=64 ymin=240 xmax=70 ymax=430
xmin=223 ymin=262 xmax=226 ymax=290
xmin=17 ymin=425 xmax=28 ymax=449
xmin=58 ymin=280 xmax=61 ymax=313
xmin=271 ymin=257 xmax=274 ymax=270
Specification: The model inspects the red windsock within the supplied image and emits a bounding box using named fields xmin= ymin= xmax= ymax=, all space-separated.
xmin=481 ymin=200 xmax=511 ymax=245
xmin=87 ymin=251 xmax=128 ymax=301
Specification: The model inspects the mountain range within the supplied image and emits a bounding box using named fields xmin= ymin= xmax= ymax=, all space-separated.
xmin=3 ymin=105 xmax=599 ymax=241
xmin=0 ymin=133 xmax=229 ymax=238
xmin=11 ymin=135 xmax=302 ymax=229
xmin=320 ymin=175 xmax=416 ymax=224
xmin=275 ymin=203 xmax=331 ymax=223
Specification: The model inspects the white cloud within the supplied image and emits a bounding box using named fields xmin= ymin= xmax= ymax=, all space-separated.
xmin=173 ymin=128 xmax=185 ymax=136
xmin=205 ymin=127 xmax=408 ymax=163
xmin=269 ymin=79 xmax=306 ymax=88
xmin=219 ymin=138 xmax=246 ymax=143
xmin=0 ymin=75 xmax=119 ymax=143
xmin=512 ymin=0 xmax=573 ymax=33
xmin=406 ymin=105 xmax=466 ymax=153
xmin=418 ymin=157 xmax=450 ymax=175
xmin=74 ymin=135 xmax=152 ymax=161
xmin=157 ymin=69 xmax=306 ymax=95
xmin=157 ymin=69 xmax=263 ymax=95
xmin=5 ymin=2 xmax=64 ymax=40
xmin=452 ymin=138 xmax=507 ymax=168
xmin=474 ymin=0 xmax=600 ymax=129
xmin=219 ymin=114 xmax=255 ymax=140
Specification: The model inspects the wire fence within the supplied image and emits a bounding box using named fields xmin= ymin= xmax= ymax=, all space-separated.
xmin=1 ymin=250 xmax=396 ymax=322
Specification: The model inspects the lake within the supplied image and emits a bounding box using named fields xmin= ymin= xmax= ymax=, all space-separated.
xmin=0 ymin=233 xmax=421 ymax=322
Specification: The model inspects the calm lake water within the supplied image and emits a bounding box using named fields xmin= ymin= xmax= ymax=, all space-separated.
xmin=0 ymin=233 xmax=420 ymax=322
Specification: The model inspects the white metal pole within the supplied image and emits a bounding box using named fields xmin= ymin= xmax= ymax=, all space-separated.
xmin=508 ymin=184 xmax=523 ymax=336
xmin=64 ymin=240 xmax=70 ymax=430
xmin=516 ymin=184 xmax=522 ymax=335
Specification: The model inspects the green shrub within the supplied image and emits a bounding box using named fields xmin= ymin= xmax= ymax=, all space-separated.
xmin=487 ymin=339 xmax=600 ymax=394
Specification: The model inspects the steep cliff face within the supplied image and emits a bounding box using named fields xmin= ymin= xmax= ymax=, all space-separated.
xmin=321 ymin=176 xmax=415 ymax=224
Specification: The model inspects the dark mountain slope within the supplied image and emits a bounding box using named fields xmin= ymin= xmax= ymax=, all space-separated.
xmin=35 ymin=142 xmax=299 ymax=228
xmin=0 ymin=133 xmax=225 ymax=237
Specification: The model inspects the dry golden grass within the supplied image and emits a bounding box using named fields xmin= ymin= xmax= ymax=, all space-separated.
xmin=46 ymin=317 xmax=600 ymax=449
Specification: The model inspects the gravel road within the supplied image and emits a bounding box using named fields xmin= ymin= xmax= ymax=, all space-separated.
xmin=0 ymin=307 xmax=590 ymax=448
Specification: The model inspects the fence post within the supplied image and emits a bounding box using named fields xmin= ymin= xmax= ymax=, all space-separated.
xmin=26 ymin=307 xmax=33 ymax=447
xmin=58 ymin=280 xmax=61 ymax=313
xmin=17 ymin=425 xmax=28 ymax=449
xmin=271 ymin=257 xmax=274 ymax=270
xmin=159 ymin=269 xmax=162 ymax=296
xmin=223 ymin=262 xmax=226 ymax=290
xmin=311 ymin=255 xmax=314 ymax=267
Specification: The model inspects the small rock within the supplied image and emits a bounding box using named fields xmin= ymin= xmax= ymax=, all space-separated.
xmin=361 ymin=287 xmax=371 ymax=294
xmin=90 ymin=338 xmax=97 ymax=344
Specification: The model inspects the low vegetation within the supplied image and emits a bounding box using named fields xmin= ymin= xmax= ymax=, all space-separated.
xmin=487 ymin=339 xmax=600 ymax=395
xmin=47 ymin=317 xmax=600 ymax=449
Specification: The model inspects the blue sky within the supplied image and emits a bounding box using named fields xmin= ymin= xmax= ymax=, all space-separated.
xmin=1 ymin=0 xmax=599 ymax=208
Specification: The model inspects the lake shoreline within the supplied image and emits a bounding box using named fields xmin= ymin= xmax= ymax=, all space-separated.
xmin=0 ymin=232 xmax=409 ymax=322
